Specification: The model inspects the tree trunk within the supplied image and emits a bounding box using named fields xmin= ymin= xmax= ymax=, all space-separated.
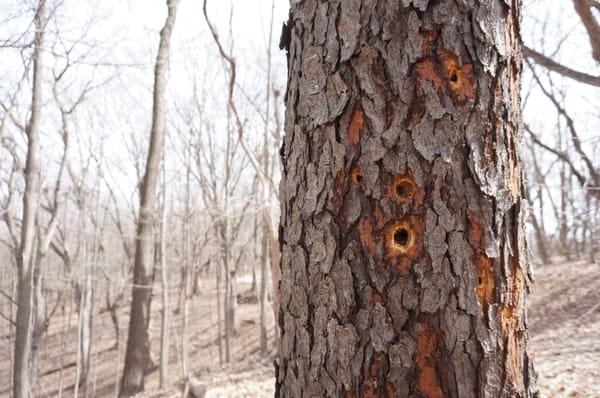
xmin=120 ymin=0 xmax=179 ymax=395
xmin=260 ymin=212 xmax=269 ymax=356
xmin=223 ymin=242 xmax=233 ymax=363
xmin=13 ymin=2 xmax=45 ymax=397
xmin=559 ymin=165 xmax=570 ymax=260
xmin=159 ymin=190 xmax=170 ymax=389
xmin=215 ymin=259 xmax=223 ymax=366
xmin=181 ymin=153 xmax=192 ymax=380
xmin=277 ymin=1 xmax=538 ymax=397
xmin=592 ymin=197 xmax=599 ymax=264
xmin=525 ymin=186 xmax=550 ymax=264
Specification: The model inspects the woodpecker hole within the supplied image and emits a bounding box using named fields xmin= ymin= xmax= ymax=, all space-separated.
xmin=394 ymin=179 xmax=415 ymax=202
xmin=389 ymin=222 xmax=414 ymax=254
xmin=394 ymin=227 xmax=410 ymax=247
xmin=389 ymin=176 xmax=416 ymax=203
xmin=450 ymin=71 xmax=458 ymax=83
xmin=386 ymin=217 xmax=424 ymax=274
xmin=351 ymin=165 xmax=363 ymax=186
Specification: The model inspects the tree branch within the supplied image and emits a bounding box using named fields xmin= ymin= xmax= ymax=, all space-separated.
xmin=573 ymin=0 xmax=600 ymax=62
xmin=527 ymin=60 xmax=599 ymax=190
xmin=523 ymin=46 xmax=600 ymax=86
xmin=202 ymin=0 xmax=279 ymax=200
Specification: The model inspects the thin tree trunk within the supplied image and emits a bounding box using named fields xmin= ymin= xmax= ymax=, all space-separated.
xmin=560 ymin=167 xmax=570 ymax=259
xmin=120 ymin=1 xmax=179 ymax=395
xmin=29 ymin=255 xmax=45 ymax=390
xmin=181 ymin=270 xmax=190 ymax=379
xmin=181 ymin=156 xmax=191 ymax=381
xmin=13 ymin=2 xmax=45 ymax=397
xmin=277 ymin=1 xmax=538 ymax=396
xmin=259 ymin=218 xmax=269 ymax=356
xmin=259 ymin=0 xmax=276 ymax=357
xmin=530 ymin=211 xmax=551 ymax=265
xmin=592 ymin=197 xmax=599 ymax=264
xmin=57 ymin=297 xmax=69 ymax=398
xmin=525 ymin=186 xmax=551 ymax=264
xmin=79 ymin=261 xmax=93 ymax=396
xmin=215 ymin=259 xmax=223 ymax=366
xmin=10 ymin=279 xmax=16 ymax=390
xmin=223 ymin=241 xmax=232 ymax=363
xmin=74 ymin=273 xmax=85 ymax=398
xmin=159 ymin=187 xmax=170 ymax=388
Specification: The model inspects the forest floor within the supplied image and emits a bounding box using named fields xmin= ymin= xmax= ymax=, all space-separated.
xmin=528 ymin=258 xmax=600 ymax=397
xmin=1 ymin=258 xmax=598 ymax=397
xmin=168 ymin=258 xmax=600 ymax=398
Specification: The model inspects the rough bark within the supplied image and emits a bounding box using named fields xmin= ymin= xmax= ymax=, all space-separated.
xmin=277 ymin=1 xmax=537 ymax=397
xmin=13 ymin=2 xmax=45 ymax=397
xmin=120 ymin=0 xmax=179 ymax=395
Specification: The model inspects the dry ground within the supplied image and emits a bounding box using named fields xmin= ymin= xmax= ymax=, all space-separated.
xmin=528 ymin=259 xmax=600 ymax=397
xmin=1 ymin=258 xmax=598 ymax=397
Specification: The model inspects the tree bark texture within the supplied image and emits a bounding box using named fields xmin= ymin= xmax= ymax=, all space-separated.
xmin=277 ymin=1 xmax=537 ymax=397
xmin=13 ymin=2 xmax=45 ymax=397
xmin=120 ymin=0 xmax=179 ymax=395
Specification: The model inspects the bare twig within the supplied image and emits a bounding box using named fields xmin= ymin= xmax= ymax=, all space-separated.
xmin=523 ymin=46 xmax=600 ymax=86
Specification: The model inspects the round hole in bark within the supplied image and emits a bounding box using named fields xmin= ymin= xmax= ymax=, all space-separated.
xmin=450 ymin=71 xmax=458 ymax=83
xmin=393 ymin=179 xmax=415 ymax=202
xmin=351 ymin=166 xmax=363 ymax=186
xmin=393 ymin=227 xmax=410 ymax=248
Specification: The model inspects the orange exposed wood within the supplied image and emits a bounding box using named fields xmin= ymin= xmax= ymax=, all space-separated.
xmin=360 ymin=218 xmax=378 ymax=255
xmin=441 ymin=51 xmax=476 ymax=102
xmin=332 ymin=170 xmax=347 ymax=213
xmin=385 ymin=382 xmax=396 ymax=398
xmin=348 ymin=105 xmax=364 ymax=147
xmin=363 ymin=384 xmax=376 ymax=398
xmin=467 ymin=212 xmax=483 ymax=244
xmin=386 ymin=172 xmax=425 ymax=207
xmin=386 ymin=220 xmax=414 ymax=256
xmin=421 ymin=28 xmax=438 ymax=55
xmin=416 ymin=324 xmax=443 ymax=398
xmin=362 ymin=354 xmax=385 ymax=398
xmin=388 ymin=175 xmax=416 ymax=203
xmin=372 ymin=292 xmax=383 ymax=305
xmin=374 ymin=202 xmax=387 ymax=229
xmin=504 ymin=330 xmax=525 ymax=392
xmin=386 ymin=216 xmax=424 ymax=275
xmin=351 ymin=164 xmax=363 ymax=187
xmin=477 ymin=255 xmax=495 ymax=308
xmin=500 ymin=241 xmax=526 ymax=391
xmin=416 ymin=58 xmax=444 ymax=91
xmin=505 ymin=122 xmax=521 ymax=202
xmin=467 ymin=212 xmax=496 ymax=309
xmin=505 ymin=7 xmax=521 ymax=112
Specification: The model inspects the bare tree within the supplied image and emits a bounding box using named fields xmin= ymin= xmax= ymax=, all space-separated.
xmin=202 ymin=0 xmax=283 ymax=357
xmin=120 ymin=0 xmax=180 ymax=395
xmin=13 ymin=3 xmax=46 ymax=396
